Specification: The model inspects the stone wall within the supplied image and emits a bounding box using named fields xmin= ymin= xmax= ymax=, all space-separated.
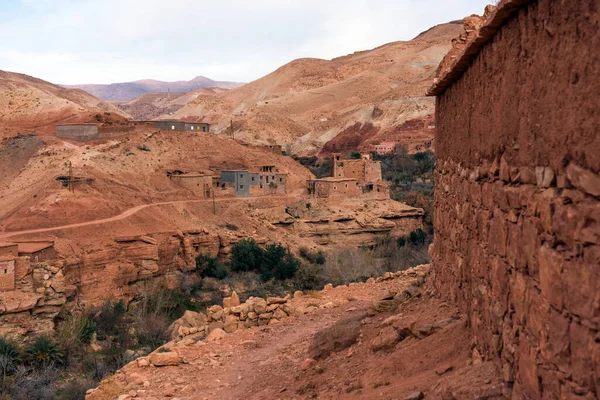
xmin=430 ymin=0 xmax=599 ymax=398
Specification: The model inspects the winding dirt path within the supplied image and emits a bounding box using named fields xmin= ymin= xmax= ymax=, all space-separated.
xmin=0 ymin=196 xmax=290 ymax=239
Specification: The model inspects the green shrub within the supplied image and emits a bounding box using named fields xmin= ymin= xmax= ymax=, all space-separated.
xmin=396 ymin=236 xmax=407 ymax=248
xmin=91 ymin=300 xmax=127 ymax=340
xmin=25 ymin=336 xmax=63 ymax=368
xmin=196 ymin=253 xmax=228 ymax=279
xmin=299 ymin=247 xmax=326 ymax=265
xmin=349 ymin=151 xmax=361 ymax=159
xmin=0 ymin=336 xmax=20 ymax=377
xmin=259 ymin=244 xmax=299 ymax=281
xmin=230 ymin=239 xmax=264 ymax=272
xmin=409 ymin=228 xmax=427 ymax=246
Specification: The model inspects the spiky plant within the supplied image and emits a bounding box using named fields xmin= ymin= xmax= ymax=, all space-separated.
xmin=0 ymin=336 xmax=20 ymax=377
xmin=25 ymin=336 xmax=63 ymax=368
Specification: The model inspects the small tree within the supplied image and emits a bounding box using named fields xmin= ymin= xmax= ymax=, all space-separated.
xmin=196 ymin=253 xmax=228 ymax=279
xmin=25 ymin=336 xmax=63 ymax=368
xmin=349 ymin=151 xmax=361 ymax=159
xmin=396 ymin=236 xmax=407 ymax=248
xmin=409 ymin=228 xmax=427 ymax=246
xmin=230 ymin=239 xmax=264 ymax=272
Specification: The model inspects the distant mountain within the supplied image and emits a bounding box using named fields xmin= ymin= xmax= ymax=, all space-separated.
xmin=167 ymin=22 xmax=464 ymax=156
xmin=62 ymin=76 xmax=245 ymax=102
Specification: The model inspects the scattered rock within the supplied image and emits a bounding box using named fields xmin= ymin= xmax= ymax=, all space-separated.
xmin=371 ymin=326 xmax=402 ymax=352
xmin=206 ymin=328 xmax=227 ymax=342
xmin=137 ymin=357 xmax=149 ymax=367
xmin=405 ymin=391 xmax=424 ymax=400
xmin=308 ymin=312 xmax=367 ymax=360
xmin=323 ymin=283 xmax=333 ymax=291
xmin=301 ymin=358 xmax=317 ymax=370
xmin=293 ymin=290 xmax=303 ymax=299
xmin=435 ymin=365 xmax=454 ymax=375
xmin=149 ymin=351 xmax=182 ymax=367
xmin=566 ymin=162 xmax=600 ymax=197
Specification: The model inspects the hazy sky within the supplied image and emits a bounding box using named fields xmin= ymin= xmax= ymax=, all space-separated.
xmin=0 ymin=0 xmax=490 ymax=85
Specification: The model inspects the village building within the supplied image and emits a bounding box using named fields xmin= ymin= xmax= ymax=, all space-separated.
xmin=308 ymin=153 xmax=389 ymax=199
xmin=168 ymin=172 xmax=213 ymax=198
xmin=373 ymin=142 xmax=397 ymax=155
xmin=56 ymin=123 xmax=101 ymax=141
xmin=218 ymin=165 xmax=287 ymax=197
xmin=153 ymin=121 xmax=210 ymax=132
xmin=0 ymin=243 xmax=18 ymax=291
xmin=16 ymin=242 xmax=57 ymax=263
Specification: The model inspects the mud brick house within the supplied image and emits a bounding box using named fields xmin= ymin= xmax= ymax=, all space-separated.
xmin=219 ymin=166 xmax=287 ymax=197
xmin=153 ymin=121 xmax=210 ymax=132
xmin=307 ymin=177 xmax=361 ymax=198
xmin=250 ymin=165 xmax=287 ymax=195
xmin=0 ymin=243 xmax=18 ymax=291
xmin=56 ymin=123 xmax=100 ymax=141
xmin=427 ymin=0 xmax=599 ymax=398
xmin=372 ymin=142 xmax=397 ymax=155
xmin=168 ymin=172 xmax=213 ymax=198
xmin=16 ymin=242 xmax=57 ymax=263
xmin=331 ymin=153 xmax=382 ymax=183
xmin=308 ymin=153 xmax=389 ymax=199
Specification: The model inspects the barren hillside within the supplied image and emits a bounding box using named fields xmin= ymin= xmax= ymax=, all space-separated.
xmin=64 ymin=76 xmax=244 ymax=101
xmin=114 ymin=87 xmax=229 ymax=121
xmin=168 ymin=22 xmax=464 ymax=155
xmin=0 ymin=70 xmax=129 ymax=139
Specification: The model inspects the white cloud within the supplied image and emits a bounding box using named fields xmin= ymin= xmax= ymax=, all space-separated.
xmin=0 ymin=0 xmax=491 ymax=84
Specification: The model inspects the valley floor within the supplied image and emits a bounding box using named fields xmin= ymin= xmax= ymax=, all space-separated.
xmin=88 ymin=266 xmax=505 ymax=400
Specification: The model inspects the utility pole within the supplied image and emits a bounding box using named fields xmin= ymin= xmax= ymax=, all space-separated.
xmin=68 ymin=161 xmax=74 ymax=193
xmin=230 ymin=119 xmax=234 ymax=139
xmin=212 ymin=189 xmax=216 ymax=215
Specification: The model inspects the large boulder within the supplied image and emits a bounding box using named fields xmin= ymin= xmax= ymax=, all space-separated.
xmin=206 ymin=328 xmax=227 ymax=342
xmin=149 ymin=351 xmax=182 ymax=367
xmin=308 ymin=312 xmax=367 ymax=360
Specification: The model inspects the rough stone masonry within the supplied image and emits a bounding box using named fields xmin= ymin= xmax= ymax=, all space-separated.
xmin=428 ymin=0 xmax=599 ymax=398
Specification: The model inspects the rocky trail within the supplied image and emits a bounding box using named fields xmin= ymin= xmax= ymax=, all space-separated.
xmin=88 ymin=266 xmax=504 ymax=400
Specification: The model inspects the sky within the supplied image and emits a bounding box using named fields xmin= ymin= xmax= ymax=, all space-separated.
xmin=0 ymin=0 xmax=491 ymax=85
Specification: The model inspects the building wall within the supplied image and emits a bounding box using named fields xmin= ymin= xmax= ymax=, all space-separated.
xmin=312 ymin=180 xmax=360 ymax=198
xmin=170 ymin=175 xmax=213 ymax=198
xmin=221 ymin=171 xmax=250 ymax=197
xmin=333 ymin=157 xmax=382 ymax=183
xmin=23 ymin=247 xmax=58 ymax=263
xmin=184 ymin=123 xmax=210 ymax=133
xmin=364 ymin=160 xmax=382 ymax=182
xmin=431 ymin=1 xmax=599 ymax=398
xmin=250 ymin=173 xmax=286 ymax=196
xmin=0 ymin=259 xmax=15 ymax=291
xmin=56 ymin=124 xmax=100 ymax=141
xmin=0 ymin=245 xmax=18 ymax=258
xmin=153 ymin=121 xmax=186 ymax=131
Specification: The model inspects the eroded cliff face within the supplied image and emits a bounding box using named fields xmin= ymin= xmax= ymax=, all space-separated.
xmin=430 ymin=0 xmax=599 ymax=398
xmin=0 ymin=198 xmax=423 ymax=338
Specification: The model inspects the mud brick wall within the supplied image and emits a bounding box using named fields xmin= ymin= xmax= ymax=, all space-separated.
xmin=431 ymin=0 xmax=599 ymax=398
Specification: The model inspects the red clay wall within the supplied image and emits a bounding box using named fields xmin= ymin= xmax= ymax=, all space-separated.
xmin=431 ymin=0 xmax=599 ymax=398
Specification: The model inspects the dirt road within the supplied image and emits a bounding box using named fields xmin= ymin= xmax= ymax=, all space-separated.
xmin=0 ymin=196 xmax=291 ymax=239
